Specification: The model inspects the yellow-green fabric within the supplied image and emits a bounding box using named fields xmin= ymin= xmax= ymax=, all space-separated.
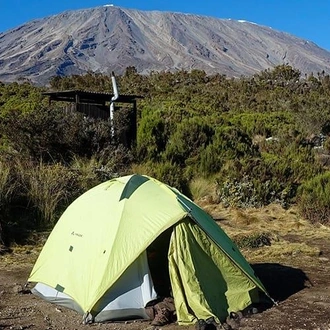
xmin=169 ymin=219 xmax=258 ymax=325
xmin=29 ymin=175 xmax=186 ymax=313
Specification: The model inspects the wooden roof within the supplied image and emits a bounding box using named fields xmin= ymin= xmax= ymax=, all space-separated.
xmin=43 ymin=90 xmax=143 ymax=104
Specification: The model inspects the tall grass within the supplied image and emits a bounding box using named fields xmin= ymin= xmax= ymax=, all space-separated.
xmin=189 ymin=177 xmax=218 ymax=203
xmin=0 ymin=160 xmax=17 ymax=245
xmin=70 ymin=156 xmax=103 ymax=193
xmin=17 ymin=160 xmax=76 ymax=227
xmin=0 ymin=161 xmax=16 ymax=210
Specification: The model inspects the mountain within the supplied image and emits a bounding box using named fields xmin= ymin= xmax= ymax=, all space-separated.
xmin=1 ymin=5 xmax=330 ymax=85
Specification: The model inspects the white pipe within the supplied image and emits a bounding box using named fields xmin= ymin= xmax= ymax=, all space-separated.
xmin=110 ymin=71 xmax=119 ymax=137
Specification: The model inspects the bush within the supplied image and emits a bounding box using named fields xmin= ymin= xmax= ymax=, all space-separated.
xmin=137 ymin=110 xmax=167 ymax=161
xmin=0 ymin=107 xmax=84 ymax=162
xmin=211 ymin=125 xmax=259 ymax=161
xmin=2 ymin=67 xmax=330 ymax=244
xmin=230 ymin=112 xmax=295 ymax=138
xmin=79 ymin=116 xmax=116 ymax=157
xmin=164 ymin=118 xmax=214 ymax=166
xmin=70 ymin=146 xmax=133 ymax=193
xmin=297 ymin=172 xmax=330 ymax=224
xmin=215 ymin=158 xmax=301 ymax=209
xmin=217 ymin=175 xmax=261 ymax=208
xmin=0 ymin=107 xmax=120 ymax=163
xmin=198 ymin=144 xmax=222 ymax=177
xmin=0 ymin=82 xmax=47 ymax=115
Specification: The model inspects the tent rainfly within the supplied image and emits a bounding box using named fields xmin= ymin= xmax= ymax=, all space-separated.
xmin=28 ymin=174 xmax=272 ymax=325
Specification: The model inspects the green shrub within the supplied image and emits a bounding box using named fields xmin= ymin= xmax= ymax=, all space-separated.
xmin=297 ymin=172 xmax=330 ymax=224
xmin=0 ymin=107 xmax=84 ymax=162
xmin=137 ymin=110 xmax=167 ymax=161
xmin=164 ymin=118 xmax=214 ymax=166
xmin=0 ymin=82 xmax=47 ymax=115
xmin=230 ymin=112 xmax=295 ymax=137
xmin=199 ymin=144 xmax=222 ymax=177
xmin=0 ymin=107 xmax=119 ymax=163
xmin=216 ymin=175 xmax=261 ymax=208
xmin=211 ymin=125 xmax=259 ymax=160
xmin=70 ymin=156 xmax=105 ymax=193
xmin=215 ymin=149 xmax=310 ymax=208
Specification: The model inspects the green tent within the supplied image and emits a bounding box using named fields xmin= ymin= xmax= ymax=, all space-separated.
xmin=28 ymin=174 xmax=271 ymax=325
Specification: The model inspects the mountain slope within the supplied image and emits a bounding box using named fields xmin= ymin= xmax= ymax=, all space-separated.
xmin=0 ymin=5 xmax=330 ymax=84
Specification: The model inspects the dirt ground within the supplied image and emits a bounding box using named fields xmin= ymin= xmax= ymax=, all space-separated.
xmin=1 ymin=204 xmax=330 ymax=330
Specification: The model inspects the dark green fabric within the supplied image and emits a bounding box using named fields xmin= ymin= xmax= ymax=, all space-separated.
xmin=119 ymin=175 xmax=149 ymax=201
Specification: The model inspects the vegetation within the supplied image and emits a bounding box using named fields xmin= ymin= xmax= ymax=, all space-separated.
xmin=1 ymin=65 xmax=330 ymax=245
xmin=297 ymin=172 xmax=330 ymax=224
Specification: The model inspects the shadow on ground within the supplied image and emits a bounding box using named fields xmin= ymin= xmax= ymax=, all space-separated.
xmin=252 ymin=263 xmax=312 ymax=302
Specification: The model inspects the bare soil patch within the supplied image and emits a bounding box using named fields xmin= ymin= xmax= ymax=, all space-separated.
xmin=1 ymin=204 xmax=330 ymax=330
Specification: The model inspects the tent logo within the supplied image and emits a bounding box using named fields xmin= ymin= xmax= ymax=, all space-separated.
xmin=71 ymin=231 xmax=83 ymax=237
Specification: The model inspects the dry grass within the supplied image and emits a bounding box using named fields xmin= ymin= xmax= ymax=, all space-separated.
xmin=202 ymin=202 xmax=330 ymax=263
xmin=189 ymin=177 xmax=218 ymax=203
xmin=17 ymin=160 xmax=73 ymax=226
xmin=243 ymin=240 xmax=321 ymax=264
xmin=0 ymin=160 xmax=16 ymax=207
xmin=0 ymin=244 xmax=41 ymax=269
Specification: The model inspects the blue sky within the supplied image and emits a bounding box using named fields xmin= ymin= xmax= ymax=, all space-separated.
xmin=1 ymin=0 xmax=329 ymax=51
